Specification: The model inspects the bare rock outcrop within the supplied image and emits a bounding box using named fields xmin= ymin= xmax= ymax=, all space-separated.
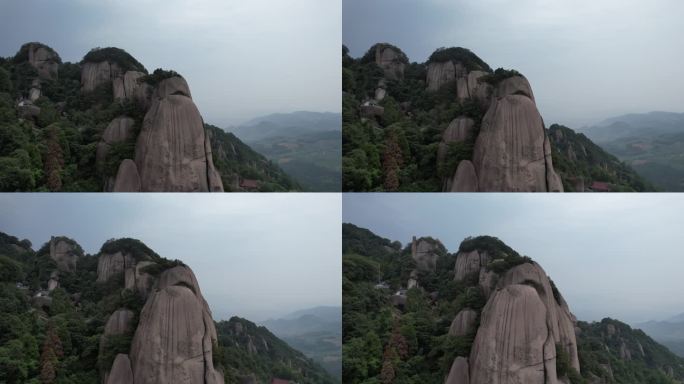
xmin=100 ymin=309 xmax=135 ymax=382
xmin=453 ymin=249 xmax=490 ymax=282
xmin=438 ymin=117 xmax=475 ymax=166
xmin=96 ymin=117 xmax=136 ymax=165
xmin=82 ymin=61 xmax=123 ymax=92
xmin=24 ymin=43 xmax=60 ymax=80
xmin=472 ymin=77 xmax=563 ymax=192
xmin=205 ymin=133 xmax=225 ymax=192
xmin=113 ymin=71 xmax=150 ymax=105
xmin=449 ymin=308 xmax=478 ymax=337
xmin=445 ymin=241 xmax=580 ymax=384
xmin=374 ymin=44 xmax=407 ymax=80
xmin=97 ymin=251 xmax=135 ymax=282
xmin=411 ymin=237 xmax=441 ymax=272
xmin=134 ymin=76 xmax=224 ymax=192
xmin=129 ymin=266 xmax=222 ymax=384
xmin=497 ymin=262 xmax=580 ymax=371
xmin=49 ymin=237 xmax=80 ymax=272
xmin=469 ymin=284 xmax=557 ymax=384
xmin=426 ymin=59 xmax=490 ymax=105
xmin=125 ymin=261 xmax=156 ymax=298
xmin=106 ymin=354 xmax=134 ymax=384
xmin=427 ymin=61 xmax=459 ymax=91
xmin=450 ymin=160 xmax=479 ymax=192
xmin=445 ymin=356 xmax=470 ymax=384
xmin=112 ymin=159 xmax=141 ymax=192
xmin=103 ymin=309 xmax=135 ymax=337
xmin=460 ymin=70 xmax=491 ymax=105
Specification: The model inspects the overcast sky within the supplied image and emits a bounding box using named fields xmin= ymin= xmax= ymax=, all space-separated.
xmin=344 ymin=193 xmax=684 ymax=324
xmin=0 ymin=193 xmax=341 ymax=322
xmin=0 ymin=0 xmax=341 ymax=126
xmin=343 ymin=0 xmax=684 ymax=128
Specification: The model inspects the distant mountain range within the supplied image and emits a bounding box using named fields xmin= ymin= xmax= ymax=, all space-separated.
xmin=580 ymin=111 xmax=684 ymax=191
xmin=261 ymin=306 xmax=342 ymax=381
xmin=228 ymin=111 xmax=341 ymax=191
xmin=636 ymin=313 xmax=684 ymax=357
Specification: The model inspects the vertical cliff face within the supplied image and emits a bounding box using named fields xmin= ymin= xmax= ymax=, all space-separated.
xmin=49 ymin=236 xmax=81 ymax=272
xmin=21 ymin=42 xmax=61 ymax=80
xmin=98 ymin=254 xmax=223 ymax=383
xmin=78 ymin=48 xmax=223 ymax=192
xmin=373 ymin=44 xmax=408 ymax=81
xmin=411 ymin=236 xmax=443 ymax=272
xmin=445 ymin=241 xmax=579 ymax=384
xmin=133 ymin=77 xmax=224 ymax=192
xmin=468 ymin=76 xmax=563 ymax=192
xmin=344 ymin=43 xmax=566 ymax=192
xmin=128 ymin=266 xmax=223 ymax=384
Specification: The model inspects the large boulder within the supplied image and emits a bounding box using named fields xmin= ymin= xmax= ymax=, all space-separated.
xmin=497 ymin=262 xmax=580 ymax=371
xmin=469 ymin=284 xmax=558 ymax=384
xmin=426 ymin=61 xmax=458 ymax=91
xmin=445 ymin=356 xmax=470 ymax=384
xmin=125 ymin=261 xmax=156 ymax=298
xmin=472 ymin=89 xmax=562 ymax=192
xmin=495 ymin=76 xmax=535 ymax=102
xmin=81 ymin=61 xmax=122 ymax=92
xmin=454 ymin=249 xmax=490 ymax=282
xmin=129 ymin=266 xmax=222 ymax=384
xmin=96 ymin=117 xmax=136 ymax=165
xmin=449 ymin=308 xmax=478 ymax=337
xmin=374 ymin=45 xmax=406 ymax=80
xmin=134 ymin=77 xmax=223 ymax=192
xmin=97 ymin=251 xmax=135 ymax=282
xmin=49 ymin=237 xmax=80 ymax=272
xmin=106 ymin=354 xmax=134 ymax=384
xmin=24 ymin=43 xmax=60 ymax=80
xmin=103 ymin=309 xmax=135 ymax=337
xmin=411 ymin=237 xmax=440 ymax=272
xmin=112 ymin=159 xmax=142 ymax=192
xmin=113 ymin=71 xmax=150 ymax=106
xmin=461 ymin=70 xmax=491 ymax=105
xmin=100 ymin=309 xmax=135 ymax=382
xmin=450 ymin=160 xmax=479 ymax=192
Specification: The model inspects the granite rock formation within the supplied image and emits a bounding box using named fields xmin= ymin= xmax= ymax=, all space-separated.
xmin=445 ymin=244 xmax=579 ymax=384
xmin=77 ymin=49 xmax=223 ymax=192
xmin=411 ymin=236 xmax=442 ymax=272
xmin=373 ymin=44 xmax=407 ymax=81
xmin=49 ymin=237 xmax=80 ymax=272
xmin=471 ymin=76 xmax=563 ymax=192
xmin=134 ymin=76 xmax=224 ymax=192
xmin=128 ymin=266 xmax=223 ymax=383
xmin=96 ymin=117 xmax=136 ymax=166
xmin=23 ymin=43 xmax=61 ymax=80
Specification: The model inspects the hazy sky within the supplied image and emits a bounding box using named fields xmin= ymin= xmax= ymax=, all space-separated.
xmin=344 ymin=193 xmax=684 ymax=324
xmin=0 ymin=193 xmax=341 ymax=322
xmin=343 ymin=0 xmax=684 ymax=128
xmin=0 ymin=0 xmax=341 ymax=126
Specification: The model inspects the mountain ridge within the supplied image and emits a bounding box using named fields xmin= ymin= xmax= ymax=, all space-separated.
xmin=0 ymin=42 xmax=297 ymax=191
xmin=0 ymin=231 xmax=333 ymax=383
xmin=342 ymin=223 xmax=684 ymax=384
